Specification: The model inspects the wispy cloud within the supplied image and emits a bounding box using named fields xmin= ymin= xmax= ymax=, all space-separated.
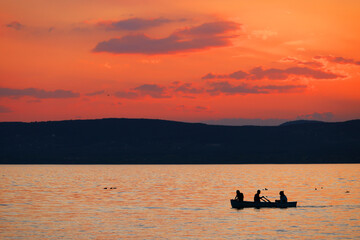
xmin=314 ymin=55 xmax=360 ymax=66
xmin=93 ymin=21 xmax=241 ymax=55
xmin=207 ymin=81 xmax=266 ymax=95
xmin=172 ymin=82 xmax=203 ymax=94
xmin=0 ymin=88 xmax=80 ymax=99
xmin=98 ymin=17 xmax=173 ymax=31
xmin=6 ymin=21 xmax=24 ymax=30
xmin=112 ymin=78 xmax=308 ymax=100
xmin=280 ymin=57 xmax=324 ymax=68
xmin=85 ymin=90 xmax=105 ymax=96
xmin=207 ymin=81 xmax=307 ymax=95
xmin=175 ymin=105 xmax=210 ymax=112
xmin=134 ymin=84 xmax=170 ymax=98
xmin=178 ymin=21 xmax=239 ymax=36
xmin=202 ymin=66 xmax=342 ymax=80
xmin=114 ymin=84 xmax=170 ymax=99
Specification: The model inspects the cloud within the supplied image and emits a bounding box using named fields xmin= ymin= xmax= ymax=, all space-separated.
xmin=257 ymin=84 xmax=307 ymax=92
xmin=93 ymin=34 xmax=230 ymax=55
xmin=6 ymin=21 xmax=24 ymax=30
xmin=172 ymin=83 xmax=203 ymax=94
xmin=0 ymin=105 xmax=12 ymax=113
xmin=202 ymin=66 xmax=342 ymax=80
xmin=280 ymin=57 xmax=324 ymax=68
xmin=202 ymin=70 xmax=247 ymax=80
xmin=297 ymin=112 xmax=334 ymax=121
xmin=98 ymin=17 xmax=173 ymax=31
xmin=174 ymin=105 xmax=210 ymax=112
xmin=114 ymin=84 xmax=170 ymax=99
xmin=178 ymin=21 xmax=240 ymax=36
xmin=0 ymin=88 xmax=80 ymax=99
xmin=250 ymin=66 xmax=341 ymax=80
xmin=112 ymin=77 xmax=307 ymax=100
xmin=314 ymin=56 xmax=360 ymax=66
xmin=202 ymin=73 xmax=217 ymax=79
xmin=207 ymin=81 xmax=266 ymax=95
xmin=207 ymin=81 xmax=306 ymax=95
xmin=85 ymin=90 xmax=105 ymax=96
xmin=229 ymin=70 xmax=248 ymax=79
xmin=93 ymin=21 xmax=241 ymax=55
xmin=134 ymin=84 xmax=170 ymax=98
xmin=194 ymin=106 xmax=210 ymax=112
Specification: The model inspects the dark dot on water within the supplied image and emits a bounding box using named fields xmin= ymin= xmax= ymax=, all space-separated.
xmin=104 ymin=187 xmax=107 ymax=189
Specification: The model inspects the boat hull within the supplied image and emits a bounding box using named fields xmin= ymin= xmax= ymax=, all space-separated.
xmin=231 ymin=200 xmax=297 ymax=208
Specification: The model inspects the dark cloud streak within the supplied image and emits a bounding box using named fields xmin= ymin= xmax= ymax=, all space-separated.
xmin=114 ymin=84 xmax=170 ymax=99
xmin=85 ymin=90 xmax=105 ymax=96
xmin=173 ymin=83 xmax=203 ymax=94
xmin=6 ymin=21 xmax=23 ymax=30
xmin=134 ymin=84 xmax=170 ymax=98
xmin=207 ymin=81 xmax=266 ymax=95
xmin=178 ymin=21 xmax=240 ymax=36
xmin=0 ymin=88 xmax=80 ymax=99
xmin=315 ymin=56 xmax=360 ymax=66
xmin=93 ymin=21 xmax=240 ymax=55
xmin=99 ymin=17 xmax=173 ymax=31
xmin=207 ymin=81 xmax=307 ymax=95
xmin=203 ymin=66 xmax=342 ymax=80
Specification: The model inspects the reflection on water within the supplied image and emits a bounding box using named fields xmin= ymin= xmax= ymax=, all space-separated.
xmin=0 ymin=164 xmax=359 ymax=239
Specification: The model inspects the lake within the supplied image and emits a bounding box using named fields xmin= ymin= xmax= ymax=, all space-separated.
xmin=1 ymin=164 xmax=359 ymax=239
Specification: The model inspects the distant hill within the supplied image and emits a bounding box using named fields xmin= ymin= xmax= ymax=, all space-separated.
xmin=0 ymin=118 xmax=359 ymax=164
xmin=280 ymin=120 xmax=324 ymax=126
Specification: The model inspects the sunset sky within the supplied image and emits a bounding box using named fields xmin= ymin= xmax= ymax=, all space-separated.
xmin=1 ymin=0 xmax=360 ymax=124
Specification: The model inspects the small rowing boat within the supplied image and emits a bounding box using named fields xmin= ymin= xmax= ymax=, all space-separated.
xmin=230 ymin=199 xmax=297 ymax=208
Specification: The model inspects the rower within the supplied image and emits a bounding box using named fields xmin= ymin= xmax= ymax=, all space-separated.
xmin=235 ymin=190 xmax=244 ymax=202
xmin=279 ymin=191 xmax=287 ymax=203
xmin=254 ymin=190 xmax=267 ymax=202
xmin=254 ymin=190 xmax=271 ymax=202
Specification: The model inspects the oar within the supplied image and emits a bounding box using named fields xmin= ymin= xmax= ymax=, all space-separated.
xmin=262 ymin=196 xmax=271 ymax=203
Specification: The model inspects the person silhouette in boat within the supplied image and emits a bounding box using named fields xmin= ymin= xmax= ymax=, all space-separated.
xmin=235 ymin=190 xmax=244 ymax=202
xmin=276 ymin=191 xmax=288 ymax=203
xmin=254 ymin=190 xmax=267 ymax=202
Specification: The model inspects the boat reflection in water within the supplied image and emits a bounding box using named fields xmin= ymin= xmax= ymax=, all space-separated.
xmin=230 ymin=199 xmax=297 ymax=208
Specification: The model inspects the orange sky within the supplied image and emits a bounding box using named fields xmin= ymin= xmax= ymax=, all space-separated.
xmin=1 ymin=0 xmax=360 ymax=124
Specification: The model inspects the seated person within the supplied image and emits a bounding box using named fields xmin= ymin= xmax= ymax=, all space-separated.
xmin=254 ymin=190 xmax=265 ymax=202
xmin=275 ymin=191 xmax=288 ymax=203
xmin=235 ymin=190 xmax=244 ymax=202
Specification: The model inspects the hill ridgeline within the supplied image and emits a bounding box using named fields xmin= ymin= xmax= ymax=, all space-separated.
xmin=1 ymin=118 xmax=359 ymax=164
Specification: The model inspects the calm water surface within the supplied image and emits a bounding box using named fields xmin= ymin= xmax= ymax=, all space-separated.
xmin=1 ymin=164 xmax=359 ymax=239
